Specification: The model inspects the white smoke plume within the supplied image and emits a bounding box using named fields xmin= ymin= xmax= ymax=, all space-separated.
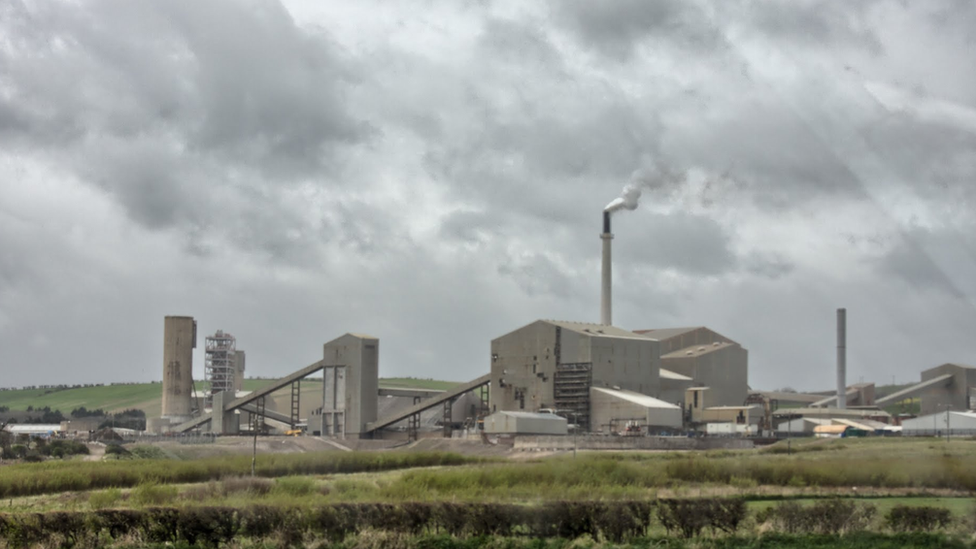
xmin=604 ymin=161 xmax=686 ymax=213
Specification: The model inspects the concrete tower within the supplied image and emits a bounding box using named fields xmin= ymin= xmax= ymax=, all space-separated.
xmin=161 ymin=316 xmax=196 ymax=421
xmin=319 ymin=334 xmax=379 ymax=438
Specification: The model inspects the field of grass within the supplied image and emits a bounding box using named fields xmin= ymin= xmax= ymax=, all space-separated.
xmin=4 ymin=437 xmax=976 ymax=548
xmin=0 ymin=383 xmax=164 ymax=415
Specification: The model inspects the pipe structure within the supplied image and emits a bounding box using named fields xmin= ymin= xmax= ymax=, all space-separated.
xmin=837 ymin=308 xmax=847 ymax=409
xmin=601 ymin=211 xmax=613 ymax=326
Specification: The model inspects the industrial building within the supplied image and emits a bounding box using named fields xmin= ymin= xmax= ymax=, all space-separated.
xmin=153 ymin=311 xmax=754 ymax=438
xmin=902 ymin=410 xmax=976 ymax=437
xmin=635 ymin=327 xmax=749 ymax=407
xmin=488 ymin=319 xmax=751 ymax=435
xmin=489 ymin=320 xmax=661 ymax=432
xmin=483 ymin=411 xmax=568 ymax=435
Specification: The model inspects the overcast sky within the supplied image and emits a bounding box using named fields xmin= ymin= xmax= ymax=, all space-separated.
xmin=1 ymin=1 xmax=975 ymax=392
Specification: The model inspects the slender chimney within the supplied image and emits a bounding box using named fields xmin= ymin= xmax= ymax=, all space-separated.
xmin=837 ymin=308 xmax=846 ymax=409
xmin=601 ymin=211 xmax=612 ymax=325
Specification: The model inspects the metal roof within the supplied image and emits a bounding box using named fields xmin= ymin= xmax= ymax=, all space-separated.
xmin=704 ymin=405 xmax=760 ymax=411
xmin=541 ymin=320 xmax=648 ymax=340
xmin=592 ymin=387 xmax=681 ymax=409
xmin=773 ymin=407 xmax=891 ymax=418
xmin=834 ymin=419 xmax=877 ymax=431
xmin=814 ymin=424 xmax=849 ymax=434
xmin=661 ymin=341 xmax=734 ymax=359
xmin=5 ymin=424 xmax=61 ymax=433
xmin=660 ymin=368 xmax=693 ymax=381
xmin=493 ymin=411 xmax=569 ymax=420
xmin=633 ymin=327 xmax=702 ymax=341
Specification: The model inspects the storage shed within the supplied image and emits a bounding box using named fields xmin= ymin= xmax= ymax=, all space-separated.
xmin=483 ymin=411 xmax=568 ymax=435
xmin=590 ymin=387 xmax=682 ymax=433
xmin=901 ymin=410 xmax=976 ymax=437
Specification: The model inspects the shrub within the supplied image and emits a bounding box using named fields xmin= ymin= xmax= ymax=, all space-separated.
xmin=128 ymin=445 xmax=168 ymax=459
xmin=886 ymin=505 xmax=952 ymax=532
xmin=177 ymin=506 xmax=241 ymax=548
xmin=89 ymin=488 xmax=123 ymax=510
xmin=274 ymin=476 xmax=317 ymax=497
xmin=758 ymin=499 xmax=876 ymax=535
xmin=104 ymin=444 xmax=129 ymax=456
xmin=658 ymin=499 xmax=708 ymax=538
xmin=131 ymin=481 xmax=178 ymax=506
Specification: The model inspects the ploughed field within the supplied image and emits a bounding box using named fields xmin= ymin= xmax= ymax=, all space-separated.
xmin=2 ymin=437 xmax=976 ymax=548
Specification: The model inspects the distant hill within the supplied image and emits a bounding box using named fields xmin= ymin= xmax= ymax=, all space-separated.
xmin=0 ymin=377 xmax=460 ymax=417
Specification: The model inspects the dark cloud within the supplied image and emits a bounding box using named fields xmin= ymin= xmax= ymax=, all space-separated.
xmin=616 ymin=212 xmax=736 ymax=276
xmin=0 ymin=0 xmax=370 ymax=235
xmin=551 ymin=0 xmax=722 ymax=60
xmin=876 ymin=227 xmax=973 ymax=298
xmin=741 ymin=1 xmax=883 ymax=53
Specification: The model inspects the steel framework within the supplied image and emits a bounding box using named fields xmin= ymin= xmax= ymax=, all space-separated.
xmin=205 ymin=330 xmax=237 ymax=408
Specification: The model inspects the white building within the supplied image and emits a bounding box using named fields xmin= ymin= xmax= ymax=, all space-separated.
xmin=483 ymin=411 xmax=568 ymax=435
xmin=902 ymin=410 xmax=976 ymax=436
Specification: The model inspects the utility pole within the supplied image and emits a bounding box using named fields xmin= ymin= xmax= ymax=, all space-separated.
xmin=946 ymin=404 xmax=952 ymax=444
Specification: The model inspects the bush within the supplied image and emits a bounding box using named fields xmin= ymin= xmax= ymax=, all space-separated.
xmin=43 ymin=439 xmax=90 ymax=458
xmin=131 ymin=481 xmax=178 ymax=506
xmin=89 ymin=488 xmax=123 ymax=510
xmin=128 ymin=445 xmax=168 ymax=459
xmin=104 ymin=444 xmax=129 ymax=456
xmin=757 ymin=499 xmax=877 ymax=535
xmin=656 ymin=498 xmax=746 ymax=538
xmin=886 ymin=505 xmax=952 ymax=532
xmin=274 ymin=476 xmax=317 ymax=497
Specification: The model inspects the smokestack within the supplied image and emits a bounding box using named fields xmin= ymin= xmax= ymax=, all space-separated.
xmin=601 ymin=211 xmax=612 ymax=325
xmin=837 ymin=308 xmax=847 ymax=409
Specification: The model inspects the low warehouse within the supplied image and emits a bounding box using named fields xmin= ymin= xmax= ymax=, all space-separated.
xmin=483 ymin=411 xmax=568 ymax=435
xmin=589 ymin=387 xmax=682 ymax=433
xmin=902 ymin=410 xmax=976 ymax=436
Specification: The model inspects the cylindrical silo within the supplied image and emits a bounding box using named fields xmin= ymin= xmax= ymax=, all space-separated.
xmin=161 ymin=316 xmax=196 ymax=421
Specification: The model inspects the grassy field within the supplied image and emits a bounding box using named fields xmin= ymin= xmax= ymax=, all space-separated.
xmin=3 ymin=438 xmax=976 ymax=547
xmin=0 ymin=377 xmax=457 ymax=416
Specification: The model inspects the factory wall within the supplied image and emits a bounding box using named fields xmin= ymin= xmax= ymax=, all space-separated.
xmin=662 ymin=345 xmax=748 ymax=407
xmin=490 ymin=321 xmax=563 ymax=413
xmin=659 ymin=375 xmax=695 ymax=408
xmin=590 ymin=337 xmax=659 ymax=396
xmin=920 ymin=364 xmax=976 ymax=416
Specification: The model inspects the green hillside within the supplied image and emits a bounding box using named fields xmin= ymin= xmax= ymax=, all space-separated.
xmin=0 ymin=384 xmax=163 ymax=416
xmin=0 ymin=377 xmax=459 ymax=417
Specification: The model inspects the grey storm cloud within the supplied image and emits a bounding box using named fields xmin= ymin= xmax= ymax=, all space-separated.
xmin=1 ymin=0 xmax=975 ymax=393
xmin=0 ymin=0 xmax=370 ymax=235
xmin=551 ymin=0 xmax=724 ymax=60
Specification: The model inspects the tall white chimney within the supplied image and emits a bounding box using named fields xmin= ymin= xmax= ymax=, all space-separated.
xmin=837 ymin=308 xmax=847 ymax=409
xmin=601 ymin=212 xmax=612 ymax=326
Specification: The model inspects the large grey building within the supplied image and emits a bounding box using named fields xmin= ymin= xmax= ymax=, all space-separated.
xmin=490 ymin=320 xmax=661 ymax=431
xmin=919 ymin=363 xmax=976 ymax=416
xmin=634 ymin=327 xmax=749 ymax=407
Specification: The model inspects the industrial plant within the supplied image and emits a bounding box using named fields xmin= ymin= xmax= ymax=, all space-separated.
xmin=136 ymin=188 xmax=976 ymax=444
